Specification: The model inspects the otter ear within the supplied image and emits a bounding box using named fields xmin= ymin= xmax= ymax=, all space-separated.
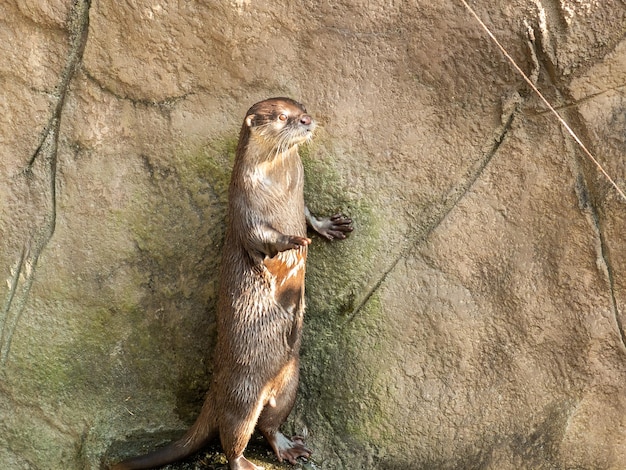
xmin=245 ymin=115 xmax=255 ymax=127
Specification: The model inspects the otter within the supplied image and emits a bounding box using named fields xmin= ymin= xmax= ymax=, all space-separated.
xmin=111 ymin=97 xmax=353 ymax=470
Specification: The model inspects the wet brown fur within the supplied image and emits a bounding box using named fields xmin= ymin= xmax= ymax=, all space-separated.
xmin=111 ymin=98 xmax=352 ymax=470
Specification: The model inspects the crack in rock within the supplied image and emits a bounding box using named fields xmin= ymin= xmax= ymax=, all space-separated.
xmin=345 ymin=99 xmax=520 ymax=323
xmin=527 ymin=8 xmax=626 ymax=351
xmin=82 ymin=69 xmax=193 ymax=109
xmin=0 ymin=0 xmax=91 ymax=365
xmin=569 ymin=132 xmax=626 ymax=349
xmin=534 ymin=83 xmax=626 ymax=115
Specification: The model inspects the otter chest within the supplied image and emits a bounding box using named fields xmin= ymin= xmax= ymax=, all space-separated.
xmin=247 ymin=156 xmax=303 ymax=194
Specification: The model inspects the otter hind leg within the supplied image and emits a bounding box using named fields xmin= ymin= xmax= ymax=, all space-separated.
xmin=257 ymin=366 xmax=311 ymax=464
xmin=220 ymin=400 xmax=267 ymax=470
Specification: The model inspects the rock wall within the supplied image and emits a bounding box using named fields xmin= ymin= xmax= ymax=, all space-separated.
xmin=1 ymin=1 xmax=625 ymax=469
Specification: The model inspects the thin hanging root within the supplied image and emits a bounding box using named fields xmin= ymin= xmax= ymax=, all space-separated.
xmin=459 ymin=0 xmax=626 ymax=202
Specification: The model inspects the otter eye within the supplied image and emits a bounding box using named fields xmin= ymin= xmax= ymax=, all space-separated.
xmin=278 ymin=113 xmax=288 ymax=122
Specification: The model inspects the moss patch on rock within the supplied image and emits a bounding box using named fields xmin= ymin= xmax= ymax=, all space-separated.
xmin=294 ymin=145 xmax=393 ymax=467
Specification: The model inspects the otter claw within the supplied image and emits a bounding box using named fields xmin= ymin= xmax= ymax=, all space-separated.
xmin=288 ymin=236 xmax=312 ymax=248
xmin=330 ymin=213 xmax=352 ymax=223
xmin=266 ymin=432 xmax=312 ymax=465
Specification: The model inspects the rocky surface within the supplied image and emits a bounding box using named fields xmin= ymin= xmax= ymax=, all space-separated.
xmin=1 ymin=1 xmax=625 ymax=469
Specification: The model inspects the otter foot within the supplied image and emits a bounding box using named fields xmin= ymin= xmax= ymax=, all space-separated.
xmin=230 ymin=455 xmax=264 ymax=470
xmin=266 ymin=431 xmax=312 ymax=465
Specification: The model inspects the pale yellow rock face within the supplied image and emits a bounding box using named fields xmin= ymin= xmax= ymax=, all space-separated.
xmin=1 ymin=1 xmax=625 ymax=469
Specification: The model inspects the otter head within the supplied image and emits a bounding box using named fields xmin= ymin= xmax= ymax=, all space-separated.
xmin=243 ymin=97 xmax=316 ymax=152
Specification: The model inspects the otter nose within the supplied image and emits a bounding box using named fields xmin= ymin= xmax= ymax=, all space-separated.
xmin=300 ymin=115 xmax=311 ymax=126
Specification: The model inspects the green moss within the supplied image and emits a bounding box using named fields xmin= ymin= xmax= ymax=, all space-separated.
xmin=296 ymin=143 xmax=393 ymax=458
xmin=29 ymin=349 xmax=72 ymax=397
xmin=4 ymin=301 xmax=153 ymax=414
xmin=299 ymin=296 xmax=393 ymax=448
xmin=302 ymin=147 xmax=383 ymax=318
xmin=126 ymin=138 xmax=236 ymax=266
xmin=13 ymin=136 xmax=241 ymax=415
xmin=172 ymin=137 xmax=236 ymax=205
xmin=117 ymin=138 xmax=241 ymax=407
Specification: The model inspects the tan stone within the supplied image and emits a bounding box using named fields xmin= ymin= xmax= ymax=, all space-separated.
xmin=1 ymin=1 xmax=625 ymax=469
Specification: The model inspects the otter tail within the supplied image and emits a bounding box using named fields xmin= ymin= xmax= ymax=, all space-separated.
xmin=111 ymin=398 xmax=218 ymax=470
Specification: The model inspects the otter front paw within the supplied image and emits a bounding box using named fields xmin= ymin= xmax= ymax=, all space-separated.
xmin=285 ymin=236 xmax=312 ymax=249
xmin=313 ymin=213 xmax=354 ymax=240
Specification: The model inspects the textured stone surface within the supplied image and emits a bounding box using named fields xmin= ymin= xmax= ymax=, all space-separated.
xmin=1 ymin=1 xmax=625 ymax=469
